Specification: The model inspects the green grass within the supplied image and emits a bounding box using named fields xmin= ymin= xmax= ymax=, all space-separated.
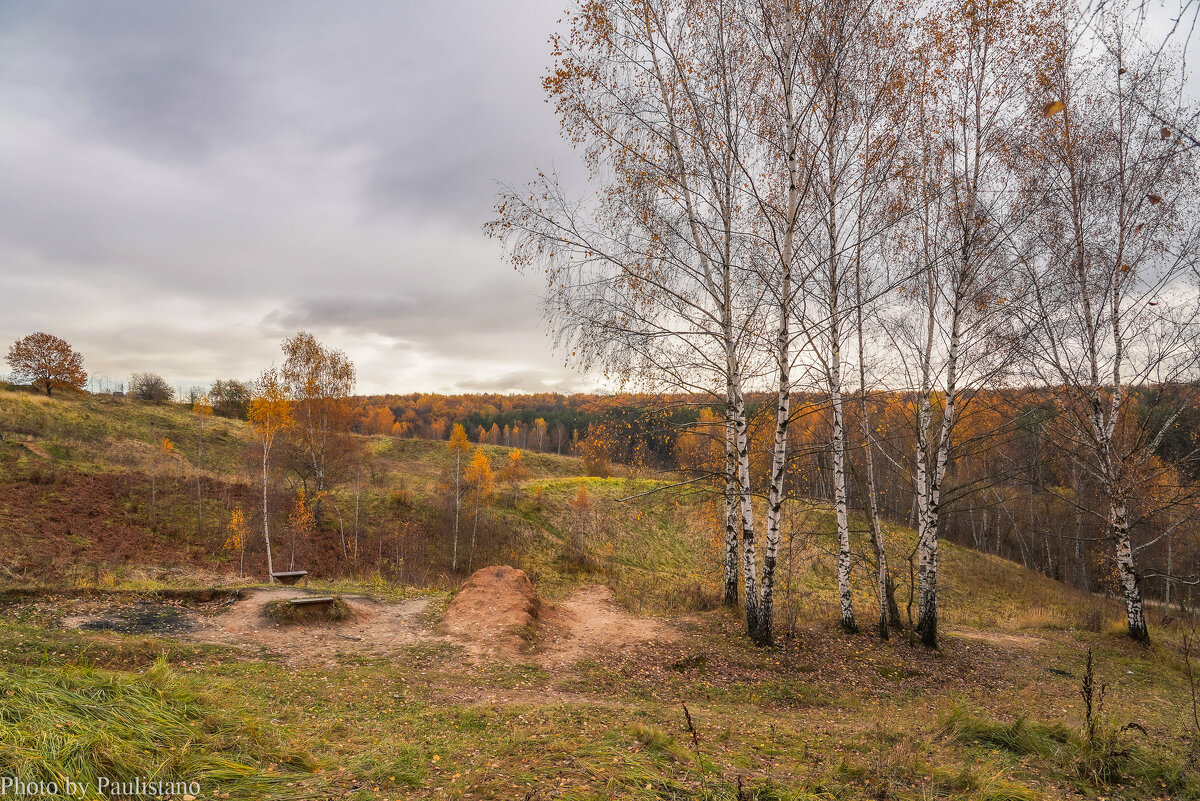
xmin=4 ymin=384 xmax=1200 ymax=799
xmin=0 ymin=658 xmax=313 ymax=800
xmin=0 ymin=388 xmax=248 ymax=477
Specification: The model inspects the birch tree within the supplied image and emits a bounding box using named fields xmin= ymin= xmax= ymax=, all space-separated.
xmin=448 ymin=423 xmax=471 ymax=572
xmin=193 ymin=393 xmax=212 ymax=536
xmin=465 ymin=447 xmax=495 ymax=573
xmin=489 ymin=0 xmax=769 ymax=634
xmin=280 ymin=331 xmax=356 ymax=522
xmin=492 ymin=0 xmax=907 ymax=645
xmin=776 ymin=0 xmax=911 ymax=634
xmin=884 ymin=0 xmax=1045 ymax=647
xmin=248 ymin=367 xmax=292 ymax=582
xmin=1016 ymin=10 xmax=1199 ymax=642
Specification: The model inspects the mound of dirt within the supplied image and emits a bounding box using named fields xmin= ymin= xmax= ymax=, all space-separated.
xmin=443 ymin=566 xmax=546 ymax=658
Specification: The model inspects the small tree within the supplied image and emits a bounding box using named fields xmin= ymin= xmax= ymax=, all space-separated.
xmin=503 ymin=449 xmax=528 ymax=503
xmin=288 ymin=488 xmax=315 ymax=571
xmin=129 ymin=372 xmax=174 ymax=403
xmin=279 ymin=331 xmax=356 ymax=521
xmin=209 ymin=379 xmax=251 ymax=419
xmin=193 ymin=394 xmax=213 ymax=536
xmin=150 ymin=436 xmax=174 ymax=531
xmin=465 ymin=448 xmax=495 ymax=572
xmin=223 ymin=506 xmax=248 ymax=577
xmin=248 ymin=368 xmax=292 ymax=581
xmin=447 ymin=423 xmax=471 ymax=571
xmin=5 ymin=332 xmax=86 ymax=396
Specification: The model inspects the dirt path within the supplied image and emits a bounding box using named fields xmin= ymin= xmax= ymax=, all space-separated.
xmin=537 ymin=584 xmax=677 ymax=669
xmin=54 ymin=579 xmax=679 ymax=671
xmin=947 ymin=628 xmax=1046 ymax=650
xmin=179 ymin=587 xmax=432 ymax=665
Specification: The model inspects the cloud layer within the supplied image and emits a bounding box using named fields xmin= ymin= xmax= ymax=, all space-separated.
xmin=0 ymin=0 xmax=591 ymax=394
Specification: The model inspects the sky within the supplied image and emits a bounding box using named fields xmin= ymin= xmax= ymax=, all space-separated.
xmin=0 ymin=0 xmax=593 ymax=395
xmin=0 ymin=2 xmax=1195 ymax=397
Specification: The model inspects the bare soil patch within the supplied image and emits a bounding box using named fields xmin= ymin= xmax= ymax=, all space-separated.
xmin=538 ymin=584 xmax=678 ymax=669
xmin=440 ymin=567 xmax=678 ymax=667
xmin=55 ymin=587 xmax=432 ymax=665
xmin=181 ymin=587 xmax=431 ymax=664
xmin=947 ymin=628 xmax=1046 ymax=650
xmin=47 ymin=569 xmax=682 ymax=671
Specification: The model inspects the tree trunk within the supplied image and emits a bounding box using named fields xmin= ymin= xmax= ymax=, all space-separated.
xmin=469 ymin=503 xmax=480 ymax=573
xmin=723 ymin=414 xmax=739 ymax=607
xmin=262 ymin=442 xmax=275 ymax=582
xmin=452 ymin=453 xmax=462 ymax=573
xmin=1111 ymin=498 xmax=1149 ymax=642
xmin=732 ymin=391 xmax=759 ymax=635
xmin=830 ymin=372 xmax=857 ymax=634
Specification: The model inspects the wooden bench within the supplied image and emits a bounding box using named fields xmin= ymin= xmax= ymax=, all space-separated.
xmin=271 ymin=571 xmax=308 ymax=586
xmin=287 ymin=596 xmax=336 ymax=608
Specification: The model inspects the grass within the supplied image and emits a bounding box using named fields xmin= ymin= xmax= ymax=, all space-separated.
xmin=5 ymin=384 xmax=1200 ymax=798
xmin=0 ymin=658 xmax=313 ymax=799
xmin=942 ymin=701 xmax=1200 ymax=798
xmin=0 ymin=387 xmax=249 ymax=477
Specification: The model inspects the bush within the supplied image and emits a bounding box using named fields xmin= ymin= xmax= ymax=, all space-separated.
xmin=129 ymin=372 xmax=174 ymax=403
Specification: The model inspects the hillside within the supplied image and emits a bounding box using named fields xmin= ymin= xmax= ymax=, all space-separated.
xmin=0 ymin=387 xmax=1197 ymax=799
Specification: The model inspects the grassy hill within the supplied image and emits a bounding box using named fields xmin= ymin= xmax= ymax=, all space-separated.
xmin=0 ymin=386 xmax=1197 ymax=799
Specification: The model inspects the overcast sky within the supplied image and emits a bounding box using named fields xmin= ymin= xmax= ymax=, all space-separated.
xmin=0 ymin=0 xmax=594 ymax=395
xmin=1 ymin=3 xmax=1195 ymax=397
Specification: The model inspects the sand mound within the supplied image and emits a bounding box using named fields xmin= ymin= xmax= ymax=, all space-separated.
xmin=443 ymin=566 xmax=545 ymax=657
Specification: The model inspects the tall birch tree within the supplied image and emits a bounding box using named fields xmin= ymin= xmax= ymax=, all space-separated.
xmin=1016 ymin=10 xmax=1199 ymax=642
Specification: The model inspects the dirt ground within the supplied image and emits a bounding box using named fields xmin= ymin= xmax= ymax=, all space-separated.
xmin=538 ymin=584 xmax=677 ymax=669
xmin=50 ymin=567 xmax=679 ymax=670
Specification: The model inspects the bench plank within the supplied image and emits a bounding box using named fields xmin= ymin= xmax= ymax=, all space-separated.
xmin=288 ymin=596 xmax=336 ymax=606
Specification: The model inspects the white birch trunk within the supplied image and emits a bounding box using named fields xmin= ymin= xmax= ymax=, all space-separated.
xmin=732 ymin=388 xmax=759 ymax=633
xmin=830 ymin=370 xmax=856 ymax=633
xmin=452 ymin=452 xmax=462 ymax=573
xmin=1110 ymin=499 xmax=1148 ymax=641
xmin=262 ymin=440 xmax=275 ymax=582
xmin=724 ymin=412 xmax=740 ymax=606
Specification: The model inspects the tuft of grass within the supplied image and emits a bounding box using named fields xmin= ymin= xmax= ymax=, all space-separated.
xmin=1010 ymin=606 xmax=1068 ymax=631
xmin=631 ymin=723 xmax=678 ymax=757
xmin=941 ymin=702 xmax=1072 ymax=757
xmin=942 ymin=702 xmax=1200 ymax=799
xmin=0 ymin=658 xmax=312 ymax=798
xmin=262 ymin=596 xmax=353 ymax=626
xmin=357 ymin=745 xmax=427 ymax=789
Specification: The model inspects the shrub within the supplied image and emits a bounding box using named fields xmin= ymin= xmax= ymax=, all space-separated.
xmin=129 ymin=372 xmax=174 ymax=403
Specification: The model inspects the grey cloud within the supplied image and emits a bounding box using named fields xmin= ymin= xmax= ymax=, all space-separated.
xmin=0 ymin=0 xmax=592 ymax=393
xmin=453 ymin=369 xmax=597 ymax=394
xmin=261 ymin=277 xmax=551 ymax=361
